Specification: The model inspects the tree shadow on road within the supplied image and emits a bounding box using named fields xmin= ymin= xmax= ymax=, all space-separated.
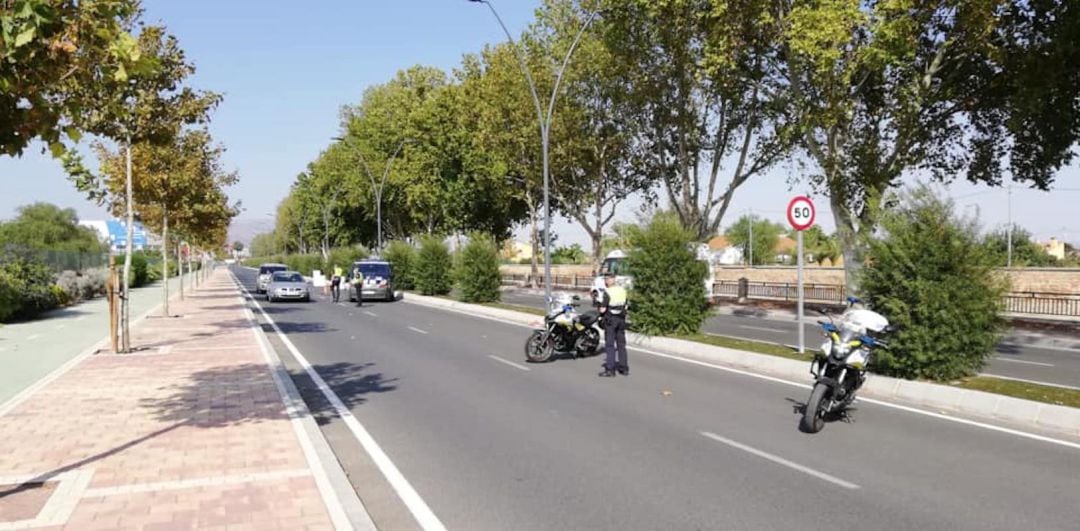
xmin=287 ymin=362 xmax=399 ymax=426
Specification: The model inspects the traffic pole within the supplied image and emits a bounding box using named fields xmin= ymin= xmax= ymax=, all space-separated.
xmin=797 ymin=230 xmax=805 ymax=355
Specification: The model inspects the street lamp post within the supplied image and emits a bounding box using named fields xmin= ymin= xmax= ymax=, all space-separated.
xmin=469 ymin=0 xmax=599 ymax=304
xmin=338 ymin=137 xmax=411 ymax=253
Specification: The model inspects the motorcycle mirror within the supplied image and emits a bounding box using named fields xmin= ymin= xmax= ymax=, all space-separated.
xmin=884 ymin=325 xmax=898 ymax=334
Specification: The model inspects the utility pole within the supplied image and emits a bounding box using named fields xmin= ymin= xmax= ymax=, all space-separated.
xmin=748 ymin=209 xmax=754 ymax=267
xmin=1007 ymin=185 xmax=1013 ymax=268
xmin=470 ymin=0 xmax=599 ymax=305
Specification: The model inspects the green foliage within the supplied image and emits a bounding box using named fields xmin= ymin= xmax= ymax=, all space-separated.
xmin=249 ymin=233 xmax=279 ymax=258
xmin=283 ymin=254 xmax=324 ymax=277
xmin=454 ymin=234 xmax=501 ymax=303
xmin=724 ymin=215 xmax=785 ymax=265
xmin=799 ymin=225 xmax=841 ymax=264
xmin=413 ymin=235 xmax=452 ymax=296
xmin=0 ymin=203 xmax=104 ymax=253
xmin=0 ymin=257 xmax=61 ymax=322
xmin=550 ymin=244 xmax=588 ymax=265
xmin=983 ymin=226 xmax=1058 ymax=267
xmin=117 ymin=253 xmax=150 ymax=288
xmin=383 ymin=241 xmax=417 ymax=290
xmin=625 ymin=213 xmax=709 ymax=335
xmin=861 ymin=187 xmax=1008 ymax=381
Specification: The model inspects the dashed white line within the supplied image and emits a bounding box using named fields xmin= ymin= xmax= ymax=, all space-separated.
xmin=408 ymin=326 xmax=429 ymax=335
xmin=993 ymin=357 xmax=1054 ymax=367
xmin=701 ymin=432 xmax=860 ymax=490
xmin=1000 ymin=343 xmax=1080 ymax=354
xmin=364 ymin=311 xmax=377 ymax=317
xmin=488 ymin=355 xmax=531 ymax=372
xmin=54 ymin=324 xmax=66 ymax=330
xmin=738 ymin=325 xmax=785 ymax=334
xmin=25 ymin=334 xmax=40 ymax=341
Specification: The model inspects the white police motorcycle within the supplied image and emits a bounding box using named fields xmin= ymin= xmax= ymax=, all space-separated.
xmin=801 ymin=297 xmax=893 ymax=433
xmin=524 ymin=293 xmax=603 ymax=363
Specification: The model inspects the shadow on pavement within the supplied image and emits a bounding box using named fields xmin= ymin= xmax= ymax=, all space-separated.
xmin=288 ymin=362 xmax=399 ymax=426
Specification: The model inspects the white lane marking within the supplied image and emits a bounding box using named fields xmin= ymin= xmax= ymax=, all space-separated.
xmin=738 ymin=325 xmax=785 ymax=334
xmin=701 ymin=432 xmax=860 ymax=490
xmin=993 ymin=357 xmax=1054 ymax=367
xmin=75 ymin=316 xmax=86 ymax=322
xmin=54 ymin=324 xmax=66 ymax=330
xmin=980 ymin=374 xmax=1080 ymax=392
xmin=233 ymin=274 xmax=446 ymax=531
xmin=404 ymin=299 xmax=1080 ymax=452
xmin=25 ymin=334 xmax=40 ymax=341
xmin=488 ymin=355 xmax=531 ymax=372
xmin=1000 ymin=343 xmax=1080 ymax=354
xmin=364 ymin=311 xmax=377 ymax=317
xmin=408 ymin=326 xmax=429 ymax=335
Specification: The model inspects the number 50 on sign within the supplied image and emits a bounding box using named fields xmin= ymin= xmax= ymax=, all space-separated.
xmin=787 ymin=196 xmax=816 ymax=231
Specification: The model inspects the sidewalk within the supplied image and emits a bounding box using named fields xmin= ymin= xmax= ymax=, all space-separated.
xmin=0 ymin=269 xmax=358 ymax=530
xmin=0 ymin=270 xmax=200 ymax=406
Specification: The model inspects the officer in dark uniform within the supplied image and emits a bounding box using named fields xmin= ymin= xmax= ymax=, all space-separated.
xmin=598 ymin=272 xmax=629 ymax=377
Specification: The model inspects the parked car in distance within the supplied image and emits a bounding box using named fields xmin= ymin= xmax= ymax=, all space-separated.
xmin=265 ymin=271 xmax=310 ymax=303
xmin=347 ymin=259 xmax=395 ymax=302
xmin=256 ymin=263 xmax=287 ymax=293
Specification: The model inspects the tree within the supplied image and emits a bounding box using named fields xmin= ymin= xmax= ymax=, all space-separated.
xmin=983 ymin=226 xmax=1057 ymax=268
xmin=599 ymin=0 xmax=792 ymax=240
xmin=778 ymin=0 xmax=1080 ymax=292
xmin=249 ymin=232 xmax=278 ymax=258
xmin=383 ymin=240 xmax=416 ymax=291
xmin=625 ymin=212 xmax=709 ymax=335
xmin=799 ymin=225 xmax=841 ymax=265
xmin=231 ymin=241 xmax=244 ymax=253
xmin=724 ymin=215 xmax=784 ymax=266
xmin=0 ymin=202 xmax=103 ymax=253
xmin=861 ymin=187 xmax=1007 ymax=381
xmin=414 ymin=235 xmax=452 ymax=296
xmin=77 ymin=25 xmax=220 ymax=351
xmin=95 ymin=127 xmax=238 ymax=316
xmin=0 ymin=0 xmax=151 ymax=157
xmin=551 ymin=244 xmax=587 ymax=265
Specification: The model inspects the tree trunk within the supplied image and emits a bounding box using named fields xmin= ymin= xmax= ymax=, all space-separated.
xmin=527 ymin=196 xmax=540 ymax=289
xmin=121 ymin=141 xmax=134 ymax=353
xmin=830 ymin=195 xmax=862 ymax=296
xmin=178 ymin=244 xmax=184 ymax=300
xmin=161 ymin=211 xmax=169 ymax=317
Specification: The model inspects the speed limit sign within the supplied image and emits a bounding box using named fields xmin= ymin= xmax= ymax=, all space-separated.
xmin=787 ymin=196 xmax=815 ymax=231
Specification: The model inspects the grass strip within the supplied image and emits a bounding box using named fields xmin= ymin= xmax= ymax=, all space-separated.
xmin=952 ymin=376 xmax=1080 ymax=409
xmin=675 ymin=333 xmax=815 ymax=362
xmin=484 ymin=302 xmax=547 ymax=317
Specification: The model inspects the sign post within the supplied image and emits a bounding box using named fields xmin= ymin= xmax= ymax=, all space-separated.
xmin=787 ymin=196 xmax=816 ymax=355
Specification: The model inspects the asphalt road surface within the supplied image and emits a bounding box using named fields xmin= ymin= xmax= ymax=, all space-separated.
xmin=234 ymin=267 xmax=1079 ymax=530
xmin=500 ymin=290 xmax=1080 ymax=389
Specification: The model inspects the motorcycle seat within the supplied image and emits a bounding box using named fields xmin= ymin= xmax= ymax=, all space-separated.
xmin=576 ymin=311 xmax=600 ymax=327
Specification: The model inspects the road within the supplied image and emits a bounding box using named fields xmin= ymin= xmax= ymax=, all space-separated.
xmin=500 ymin=290 xmax=1080 ymax=389
xmin=234 ymin=266 xmax=1079 ymax=530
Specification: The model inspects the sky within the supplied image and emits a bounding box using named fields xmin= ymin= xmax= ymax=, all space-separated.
xmin=1 ymin=0 xmax=1078 ymax=248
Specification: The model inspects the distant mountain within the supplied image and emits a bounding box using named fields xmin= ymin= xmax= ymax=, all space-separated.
xmin=228 ymin=218 xmax=276 ymax=246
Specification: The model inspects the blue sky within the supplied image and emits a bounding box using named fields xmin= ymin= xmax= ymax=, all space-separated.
xmin=1 ymin=0 xmax=1078 ymax=247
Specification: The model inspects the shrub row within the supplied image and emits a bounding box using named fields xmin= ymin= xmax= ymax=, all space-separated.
xmin=244 ymin=247 xmax=370 ymax=278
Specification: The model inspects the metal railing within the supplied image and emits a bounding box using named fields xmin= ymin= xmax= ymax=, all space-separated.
xmin=501 ymin=274 xmax=1080 ymax=318
xmin=1003 ymin=292 xmax=1080 ymax=317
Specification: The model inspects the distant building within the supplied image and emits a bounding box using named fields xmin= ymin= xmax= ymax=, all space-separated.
xmin=706 ymin=235 xmax=744 ymax=265
xmin=79 ymin=219 xmax=155 ymax=252
xmin=774 ymin=236 xmax=797 ymax=264
xmin=1040 ymin=237 xmax=1066 ymax=261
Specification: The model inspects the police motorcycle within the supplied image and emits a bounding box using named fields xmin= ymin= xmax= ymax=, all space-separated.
xmin=524 ymin=292 xmax=603 ymax=363
xmin=800 ymin=297 xmax=893 ymax=433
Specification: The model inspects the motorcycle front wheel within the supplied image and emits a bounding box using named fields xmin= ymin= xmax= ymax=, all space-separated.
xmin=800 ymin=382 xmax=831 ymax=433
xmin=524 ymin=330 xmax=554 ymax=363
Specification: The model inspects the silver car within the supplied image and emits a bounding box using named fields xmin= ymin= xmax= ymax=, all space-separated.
xmin=265 ymin=271 xmax=311 ymax=303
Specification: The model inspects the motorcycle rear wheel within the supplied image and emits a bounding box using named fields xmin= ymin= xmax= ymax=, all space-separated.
xmin=800 ymin=383 xmax=830 ymax=433
xmin=524 ymin=330 xmax=554 ymax=363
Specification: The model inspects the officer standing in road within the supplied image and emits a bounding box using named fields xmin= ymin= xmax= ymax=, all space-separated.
xmin=598 ymin=272 xmax=629 ymax=377
xmin=331 ymin=264 xmax=343 ymax=303
xmin=351 ymin=266 xmax=364 ymax=307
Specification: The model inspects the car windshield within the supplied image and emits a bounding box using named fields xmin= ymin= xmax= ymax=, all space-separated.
xmin=272 ymin=272 xmax=303 ymax=283
xmin=260 ymin=265 xmax=286 ymax=275
xmin=600 ymin=258 xmax=629 ymax=276
xmin=354 ymin=263 xmax=391 ymax=278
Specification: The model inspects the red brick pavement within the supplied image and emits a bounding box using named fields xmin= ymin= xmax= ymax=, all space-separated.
xmin=0 ymin=270 xmax=339 ymax=530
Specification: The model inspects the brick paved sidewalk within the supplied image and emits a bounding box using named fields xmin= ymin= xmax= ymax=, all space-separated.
xmin=0 ymin=269 xmax=348 ymax=530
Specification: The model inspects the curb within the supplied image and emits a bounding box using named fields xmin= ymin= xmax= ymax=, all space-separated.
xmin=402 ymin=293 xmax=1080 ymax=438
xmin=231 ymin=272 xmax=376 ymax=531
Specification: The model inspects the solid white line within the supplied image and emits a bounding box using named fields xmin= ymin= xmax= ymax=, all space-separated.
xmin=738 ymin=325 xmax=784 ymax=334
xmin=1000 ymin=342 xmax=1080 ymax=354
xmin=488 ymin=355 xmax=531 ymax=372
xmin=994 ymin=357 xmax=1054 ymax=367
xmin=25 ymin=334 xmax=40 ymax=341
xmin=234 ymin=273 xmax=445 ymax=531
xmin=364 ymin=311 xmax=378 ymax=317
xmin=404 ymin=299 xmax=1080 ymax=452
xmin=981 ymin=374 xmax=1080 ymax=392
xmin=408 ymin=326 xmax=429 ymax=335
xmin=54 ymin=324 xmax=66 ymax=330
xmin=701 ymin=431 xmax=860 ymax=490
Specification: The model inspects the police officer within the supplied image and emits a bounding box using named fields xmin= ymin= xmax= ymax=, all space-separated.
xmin=351 ymin=266 xmax=364 ymax=307
xmin=598 ymin=272 xmax=629 ymax=377
xmin=330 ymin=264 xmax=344 ymax=303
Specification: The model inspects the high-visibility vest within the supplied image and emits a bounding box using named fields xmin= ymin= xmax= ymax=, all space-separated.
xmin=605 ymin=285 xmax=628 ymax=315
